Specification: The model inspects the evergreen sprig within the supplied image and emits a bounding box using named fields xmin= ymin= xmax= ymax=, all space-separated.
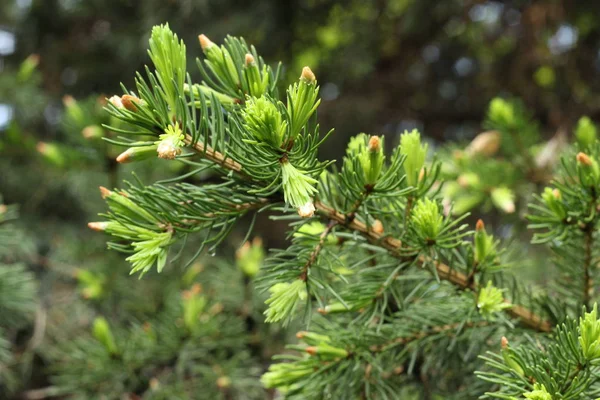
xmin=88 ymin=24 xmax=600 ymax=397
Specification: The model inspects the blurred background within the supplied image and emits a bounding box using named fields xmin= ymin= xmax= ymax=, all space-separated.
xmin=1 ymin=0 xmax=600 ymax=398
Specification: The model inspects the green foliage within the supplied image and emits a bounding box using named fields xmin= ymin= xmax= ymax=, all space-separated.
xmin=478 ymin=305 xmax=600 ymax=399
xmin=90 ymin=25 xmax=599 ymax=398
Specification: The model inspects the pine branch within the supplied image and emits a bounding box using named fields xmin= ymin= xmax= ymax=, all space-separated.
xmin=176 ymin=134 xmax=551 ymax=332
xmin=315 ymin=201 xmax=551 ymax=333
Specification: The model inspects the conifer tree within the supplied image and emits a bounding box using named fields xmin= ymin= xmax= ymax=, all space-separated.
xmin=86 ymin=24 xmax=600 ymax=398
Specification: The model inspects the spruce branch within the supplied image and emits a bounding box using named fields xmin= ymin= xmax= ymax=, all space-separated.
xmin=138 ymin=115 xmax=551 ymax=331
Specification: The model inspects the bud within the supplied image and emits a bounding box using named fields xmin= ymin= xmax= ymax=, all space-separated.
xmin=236 ymin=237 xmax=264 ymax=278
xmin=541 ymin=187 xmax=567 ymax=220
xmin=82 ymin=125 xmax=104 ymax=140
xmin=156 ymin=123 xmax=185 ymax=160
xmin=371 ymin=219 xmax=384 ymax=234
xmin=577 ymin=152 xmax=600 ymax=184
xmin=92 ymin=316 xmax=118 ymax=355
xmin=281 ymin=160 xmax=318 ymax=215
xmin=490 ymin=187 xmax=515 ymax=214
xmin=108 ymin=95 xmax=124 ymax=109
xmin=579 ymin=304 xmax=600 ymax=361
xmin=298 ymin=201 xmax=316 ymax=218
xmin=501 ymin=345 xmax=524 ymax=376
xmin=62 ymin=95 xmax=76 ymax=108
xmin=577 ymin=152 xmax=593 ymax=166
xmin=411 ymin=198 xmax=443 ymax=241
xmin=475 ymin=219 xmax=485 ymax=232
xmin=99 ymin=186 xmax=112 ymax=199
xmin=242 ymin=95 xmax=287 ymax=147
xmin=488 ymin=98 xmax=515 ymax=128
xmin=368 ymin=135 xmax=381 ymax=152
xmin=300 ymin=66 xmax=316 ymax=84
xmin=216 ymin=376 xmax=231 ymax=389
xmin=198 ymin=34 xmax=214 ymax=51
xmin=116 ymin=145 xmax=158 ymax=163
xmin=400 ymin=129 xmax=428 ymax=187
xmin=304 ymin=343 xmax=349 ymax=359
xmin=157 ymin=140 xmax=180 ymax=160
xmin=466 ymin=130 xmax=501 ymax=156
xmin=38 ymin=142 xmax=75 ymax=167
xmin=418 ymin=167 xmax=426 ymax=183
xmin=88 ymin=221 xmax=109 ymax=232
xmin=182 ymin=284 xmax=207 ymax=332
xmin=457 ymin=172 xmax=479 ymax=188
xmin=244 ymin=53 xmax=255 ymax=67
xmin=474 ymin=220 xmax=496 ymax=263
xmin=501 ymin=336 xmax=509 ymax=349
xmin=18 ymin=53 xmax=40 ymax=82
xmin=553 ymin=189 xmax=561 ymax=199
xmin=295 ymin=331 xmax=330 ymax=345
xmin=575 ymin=116 xmax=597 ymax=149
xmin=76 ymin=269 xmax=105 ymax=300
xmin=121 ymin=94 xmax=142 ymax=112
xmin=477 ymin=281 xmax=511 ymax=319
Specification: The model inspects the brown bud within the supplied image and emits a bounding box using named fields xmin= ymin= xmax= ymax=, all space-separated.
xmin=418 ymin=167 xmax=425 ymax=182
xmin=300 ymin=66 xmax=316 ymax=83
xmin=236 ymin=241 xmax=251 ymax=259
xmin=0 ymin=204 xmax=7 ymax=214
xmin=244 ymin=53 xmax=255 ymax=67
xmin=577 ymin=152 xmax=593 ymax=166
xmin=501 ymin=336 xmax=509 ymax=349
xmin=368 ymin=136 xmax=381 ymax=152
xmin=476 ymin=219 xmax=485 ymax=232
xmin=466 ymin=130 xmax=501 ymax=157
xmin=296 ymin=331 xmax=307 ymax=339
xmin=305 ymin=346 xmax=317 ymax=355
xmin=36 ymin=142 xmax=48 ymax=154
xmin=317 ymin=307 xmax=327 ymax=315
xmin=88 ymin=221 xmax=108 ymax=232
xmin=457 ymin=174 xmax=469 ymax=188
xmin=198 ymin=34 xmax=214 ymax=51
xmin=149 ymin=378 xmax=160 ymax=390
xmin=191 ymin=283 xmax=202 ymax=295
xmin=552 ymin=189 xmax=561 ymax=199
xmin=121 ymin=94 xmax=140 ymax=112
xmin=216 ymin=376 xmax=231 ymax=389
xmin=393 ymin=366 xmax=404 ymax=375
xmin=82 ymin=125 xmax=103 ymax=139
xmin=99 ymin=186 xmax=112 ymax=199
xmin=62 ymin=95 xmax=75 ymax=108
xmin=371 ymin=219 xmax=384 ymax=234
xmin=116 ymin=149 xmax=132 ymax=163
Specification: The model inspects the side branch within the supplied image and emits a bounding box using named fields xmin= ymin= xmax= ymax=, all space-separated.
xmin=180 ymin=139 xmax=552 ymax=333
xmin=299 ymin=221 xmax=337 ymax=281
xmin=314 ymin=201 xmax=552 ymax=332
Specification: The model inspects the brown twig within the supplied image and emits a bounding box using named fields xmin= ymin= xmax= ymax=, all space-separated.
xmin=300 ymin=221 xmax=337 ymax=281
